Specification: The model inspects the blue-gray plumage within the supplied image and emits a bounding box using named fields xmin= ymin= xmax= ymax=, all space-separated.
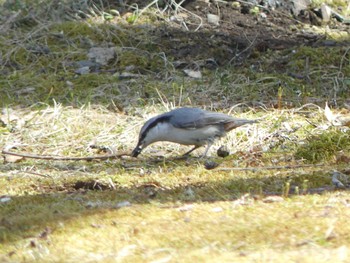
xmin=132 ymin=107 xmax=257 ymax=157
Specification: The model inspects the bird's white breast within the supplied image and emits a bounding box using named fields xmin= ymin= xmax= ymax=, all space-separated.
xmin=151 ymin=122 xmax=224 ymax=146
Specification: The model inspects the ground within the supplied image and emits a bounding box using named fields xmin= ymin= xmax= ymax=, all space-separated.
xmin=1 ymin=0 xmax=350 ymax=262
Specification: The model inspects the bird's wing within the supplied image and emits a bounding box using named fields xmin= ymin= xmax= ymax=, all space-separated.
xmin=170 ymin=109 xmax=237 ymax=129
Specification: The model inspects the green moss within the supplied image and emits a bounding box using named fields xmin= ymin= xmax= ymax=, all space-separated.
xmin=50 ymin=21 xmax=102 ymax=41
xmin=289 ymin=46 xmax=346 ymax=71
xmin=295 ymin=129 xmax=350 ymax=163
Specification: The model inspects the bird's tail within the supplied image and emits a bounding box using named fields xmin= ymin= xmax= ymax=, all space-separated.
xmin=224 ymin=118 xmax=258 ymax=131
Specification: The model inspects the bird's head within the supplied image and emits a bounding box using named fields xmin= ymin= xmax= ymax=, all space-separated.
xmin=131 ymin=115 xmax=171 ymax=157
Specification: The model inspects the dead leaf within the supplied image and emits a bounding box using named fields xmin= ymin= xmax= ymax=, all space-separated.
xmin=338 ymin=115 xmax=350 ymax=127
xmin=184 ymin=69 xmax=202 ymax=79
xmin=4 ymin=154 xmax=24 ymax=163
xmin=262 ymin=196 xmax=284 ymax=203
xmin=324 ymin=102 xmax=336 ymax=123
xmin=336 ymin=153 xmax=350 ymax=164
xmin=324 ymin=102 xmax=348 ymax=126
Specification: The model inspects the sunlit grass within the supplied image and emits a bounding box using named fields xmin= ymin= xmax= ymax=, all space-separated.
xmin=1 ymin=103 xmax=350 ymax=261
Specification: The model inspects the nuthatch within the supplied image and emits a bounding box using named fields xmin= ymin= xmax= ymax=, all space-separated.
xmin=132 ymin=107 xmax=257 ymax=157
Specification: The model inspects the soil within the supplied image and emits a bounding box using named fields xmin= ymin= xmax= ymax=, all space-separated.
xmin=1 ymin=0 xmax=349 ymax=107
xmin=124 ymin=0 xmax=349 ymax=67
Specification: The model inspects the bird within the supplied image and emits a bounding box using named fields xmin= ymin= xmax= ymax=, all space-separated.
xmin=131 ymin=107 xmax=257 ymax=157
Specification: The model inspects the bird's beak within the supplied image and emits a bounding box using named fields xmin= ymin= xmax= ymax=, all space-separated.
xmin=131 ymin=143 xmax=142 ymax=157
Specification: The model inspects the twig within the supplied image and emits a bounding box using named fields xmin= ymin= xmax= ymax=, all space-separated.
xmin=2 ymin=150 xmax=129 ymax=161
xmin=22 ymin=170 xmax=52 ymax=178
xmin=228 ymin=33 xmax=257 ymax=65
xmin=218 ymin=163 xmax=326 ymax=171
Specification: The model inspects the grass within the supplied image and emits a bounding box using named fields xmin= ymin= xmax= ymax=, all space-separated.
xmin=1 ymin=104 xmax=350 ymax=262
xmin=2 ymin=171 xmax=350 ymax=262
xmin=1 ymin=0 xmax=350 ymax=262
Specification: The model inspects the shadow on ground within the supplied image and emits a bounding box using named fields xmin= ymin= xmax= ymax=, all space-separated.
xmin=0 ymin=157 xmax=338 ymax=246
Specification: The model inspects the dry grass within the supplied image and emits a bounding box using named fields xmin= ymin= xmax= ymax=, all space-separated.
xmin=1 ymin=103 xmax=350 ymax=262
xmin=0 ymin=102 xmax=334 ymax=159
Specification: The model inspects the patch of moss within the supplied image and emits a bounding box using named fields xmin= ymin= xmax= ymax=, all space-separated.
xmin=50 ymin=21 xmax=105 ymax=43
xmin=295 ymin=128 xmax=350 ymax=163
xmin=289 ymin=46 xmax=350 ymax=72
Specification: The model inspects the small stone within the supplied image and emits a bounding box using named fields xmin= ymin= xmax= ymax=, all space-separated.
xmin=75 ymin=66 xmax=90 ymax=75
xmin=0 ymin=196 xmax=11 ymax=203
xmin=88 ymin=47 xmax=115 ymax=66
xmin=262 ymin=196 xmax=284 ymax=203
xmin=75 ymin=60 xmax=100 ymax=68
xmin=217 ymin=146 xmax=230 ymax=158
xmin=184 ymin=69 xmax=202 ymax=79
xmin=204 ymin=160 xmax=219 ymax=170
xmin=15 ymin=87 xmax=35 ymax=95
xmin=116 ymin=201 xmax=131 ymax=208
xmin=291 ymin=0 xmax=312 ymax=16
xmin=184 ymin=187 xmax=195 ymax=198
xmin=178 ymin=204 xmax=194 ymax=212
xmin=331 ymin=170 xmax=346 ymax=189
xmin=119 ymin=72 xmax=142 ymax=79
xmin=259 ymin=12 xmax=267 ymax=19
xmin=207 ymin=14 xmax=220 ymax=26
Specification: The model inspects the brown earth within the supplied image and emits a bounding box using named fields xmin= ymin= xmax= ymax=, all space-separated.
xmin=124 ymin=0 xmax=349 ymax=68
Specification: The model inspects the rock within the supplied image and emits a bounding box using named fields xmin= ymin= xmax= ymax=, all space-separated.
xmin=184 ymin=69 xmax=202 ymax=79
xmin=204 ymin=160 xmax=219 ymax=170
xmin=217 ymin=146 xmax=230 ymax=158
xmin=75 ymin=66 xmax=90 ymax=75
xmin=177 ymin=204 xmax=194 ymax=212
xmin=290 ymin=0 xmax=311 ymax=16
xmin=331 ymin=170 xmax=346 ymax=189
xmin=88 ymin=47 xmax=115 ymax=66
xmin=26 ymin=44 xmax=50 ymax=55
xmin=74 ymin=60 xmax=100 ymax=74
xmin=184 ymin=187 xmax=195 ymax=198
xmin=76 ymin=60 xmax=100 ymax=68
xmin=260 ymin=12 xmax=268 ymax=19
xmin=0 ymin=196 xmax=11 ymax=203
xmin=207 ymin=14 xmax=220 ymax=26
xmin=321 ymin=3 xmax=332 ymax=22
xmin=115 ymin=201 xmax=132 ymax=208
xmin=118 ymin=72 xmax=143 ymax=79
xmin=15 ymin=86 xmax=35 ymax=95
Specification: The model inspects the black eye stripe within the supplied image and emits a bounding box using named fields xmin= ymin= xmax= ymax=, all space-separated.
xmin=139 ymin=115 xmax=171 ymax=142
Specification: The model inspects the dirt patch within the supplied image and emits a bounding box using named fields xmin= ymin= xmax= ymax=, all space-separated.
xmin=0 ymin=0 xmax=349 ymax=107
xmin=124 ymin=0 xmax=348 ymax=67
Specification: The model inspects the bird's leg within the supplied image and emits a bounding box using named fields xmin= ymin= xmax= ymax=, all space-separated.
xmin=183 ymin=145 xmax=201 ymax=156
xmin=201 ymin=141 xmax=213 ymax=158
